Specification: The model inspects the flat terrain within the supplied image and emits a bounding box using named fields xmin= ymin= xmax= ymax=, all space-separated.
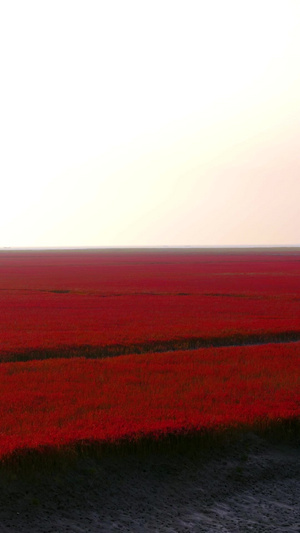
xmin=1 ymin=248 xmax=299 ymax=359
xmin=0 ymin=431 xmax=299 ymax=532
xmin=0 ymin=249 xmax=299 ymax=531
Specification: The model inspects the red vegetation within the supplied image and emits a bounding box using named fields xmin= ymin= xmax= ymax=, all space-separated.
xmin=0 ymin=249 xmax=299 ymax=459
xmin=0 ymin=250 xmax=299 ymax=357
xmin=0 ymin=342 xmax=299 ymax=459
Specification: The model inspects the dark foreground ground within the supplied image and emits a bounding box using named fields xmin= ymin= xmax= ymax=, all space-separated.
xmin=0 ymin=430 xmax=299 ymax=532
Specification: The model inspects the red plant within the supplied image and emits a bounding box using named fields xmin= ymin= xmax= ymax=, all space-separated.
xmin=0 ymin=342 xmax=299 ymax=459
xmin=0 ymin=250 xmax=299 ymax=357
xmin=0 ymin=250 xmax=299 ymax=459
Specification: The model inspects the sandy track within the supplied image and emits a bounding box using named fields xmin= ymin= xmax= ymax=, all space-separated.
xmin=0 ymin=432 xmax=299 ymax=532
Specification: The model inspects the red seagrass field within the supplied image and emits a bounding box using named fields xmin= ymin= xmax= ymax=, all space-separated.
xmin=0 ymin=248 xmax=299 ymax=460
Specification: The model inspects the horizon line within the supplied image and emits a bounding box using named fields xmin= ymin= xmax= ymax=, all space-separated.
xmin=1 ymin=245 xmax=300 ymax=251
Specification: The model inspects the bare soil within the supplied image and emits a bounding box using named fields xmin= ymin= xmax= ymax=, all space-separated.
xmin=0 ymin=431 xmax=299 ymax=532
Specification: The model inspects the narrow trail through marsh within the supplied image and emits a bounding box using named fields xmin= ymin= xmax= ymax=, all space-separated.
xmin=2 ymin=331 xmax=300 ymax=363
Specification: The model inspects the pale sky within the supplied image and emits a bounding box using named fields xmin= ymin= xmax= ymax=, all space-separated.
xmin=1 ymin=0 xmax=299 ymax=247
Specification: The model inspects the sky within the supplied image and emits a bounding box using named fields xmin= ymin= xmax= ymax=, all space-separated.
xmin=1 ymin=0 xmax=299 ymax=248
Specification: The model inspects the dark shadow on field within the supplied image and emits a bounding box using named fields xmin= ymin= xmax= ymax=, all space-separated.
xmin=0 ymin=420 xmax=299 ymax=533
xmin=2 ymin=331 xmax=300 ymax=363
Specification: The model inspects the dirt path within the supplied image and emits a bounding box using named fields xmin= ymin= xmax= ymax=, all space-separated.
xmin=3 ymin=333 xmax=300 ymax=363
xmin=0 ymin=431 xmax=299 ymax=532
